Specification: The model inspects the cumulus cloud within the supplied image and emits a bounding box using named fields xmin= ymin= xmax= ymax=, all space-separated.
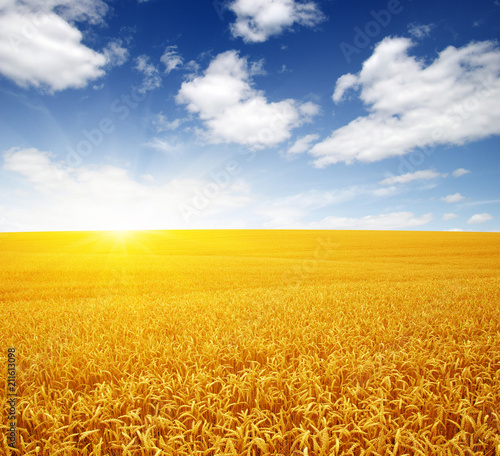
xmin=176 ymin=50 xmax=319 ymax=148
xmin=310 ymin=37 xmax=500 ymax=167
xmin=0 ymin=0 xmax=119 ymax=91
xmin=160 ymin=45 xmax=183 ymax=74
xmin=3 ymin=147 xmax=68 ymax=192
xmin=442 ymin=213 xmax=459 ymax=220
xmin=332 ymin=73 xmax=359 ymax=103
xmin=452 ymin=168 xmax=471 ymax=177
xmin=1 ymin=147 xmax=252 ymax=231
xmin=134 ymin=55 xmax=162 ymax=92
xmin=228 ymin=0 xmax=325 ymax=43
xmin=379 ymin=169 xmax=444 ymax=185
xmin=467 ymin=213 xmax=493 ymax=224
xmin=441 ymin=193 xmax=465 ymax=203
xmin=283 ymin=134 xmax=319 ymax=158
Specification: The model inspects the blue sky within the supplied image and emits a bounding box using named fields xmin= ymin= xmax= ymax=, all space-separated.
xmin=0 ymin=0 xmax=499 ymax=232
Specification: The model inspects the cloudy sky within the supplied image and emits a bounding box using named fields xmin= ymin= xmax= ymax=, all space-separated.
xmin=0 ymin=0 xmax=499 ymax=232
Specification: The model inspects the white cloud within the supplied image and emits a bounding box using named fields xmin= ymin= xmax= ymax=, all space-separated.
xmin=452 ymin=168 xmax=471 ymax=177
xmin=309 ymin=212 xmax=434 ymax=230
xmin=407 ymin=23 xmax=434 ymax=38
xmin=160 ymin=45 xmax=183 ymax=74
xmin=265 ymin=211 xmax=434 ymax=229
xmin=441 ymin=193 xmax=465 ymax=203
xmin=298 ymin=101 xmax=321 ymax=119
xmin=332 ymin=73 xmax=359 ymax=103
xmin=103 ymin=39 xmax=129 ymax=67
xmin=153 ymin=112 xmax=184 ymax=132
xmin=283 ymin=134 xmax=319 ymax=157
xmin=228 ymin=0 xmax=325 ymax=43
xmin=464 ymin=199 xmax=500 ymax=207
xmin=379 ymin=169 xmax=444 ymax=185
xmin=8 ymin=0 xmax=110 ymax=25
xmin=184 ymin=60 xmax=200 ymax=73
xmin=0 ymin=11 xmax=104 ymax=91
xmin=467 ymin=213 xmax=493 ymax=224
xmin=44 ymin=0 xmax=108 ymax=24
xmin=310 ymin=38 xmax=500 ymax=167
xmin=442 ymin=213 xmax=459 ymax=220
xmin=134 ymin=55 xmax=162 ymax=92
xmin=140 ymin=174 xmax=155 ymax=182
xmin=143 ymin=137 xmax=183 ymax=156
xmin=3 ymin=147 xmax=69 ymax=192
xmin=371 ymin=186 xmax=399 ymax=197
xmin=265 ymin=187 xmax=365 ymax=213
xmin=249 ymin=59 xmax=266 ymax=76
xmin=176 ymin=50 xmax=319 ymax=148
xmin=258 ymin=185 xmax=401 ymax=228
xmin=0 ymin=0 xmax=116 ymax=91
xmin=1 ymin=147 xmax=252 ymax=231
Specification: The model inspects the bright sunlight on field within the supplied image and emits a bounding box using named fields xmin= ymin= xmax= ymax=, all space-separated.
xmin=1 ymin=230 xmax=499 ymax=455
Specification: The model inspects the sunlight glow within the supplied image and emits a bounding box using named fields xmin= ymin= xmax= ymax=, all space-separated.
xmin=108 ymin=230 xmax=134 ymax=241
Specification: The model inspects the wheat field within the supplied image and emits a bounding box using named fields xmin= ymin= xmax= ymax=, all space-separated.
xmin=1 ymin=230 xmax=499 ymax=455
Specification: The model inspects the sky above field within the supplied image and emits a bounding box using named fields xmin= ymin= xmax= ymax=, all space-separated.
xmin=0 ymin=0 xmax=499 ymax=232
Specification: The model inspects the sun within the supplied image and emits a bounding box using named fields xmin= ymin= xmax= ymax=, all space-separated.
xmin=103 ymin=229 xmax=136 ymax=247
xmin=109 ymin=229 xmax=133 ymax=241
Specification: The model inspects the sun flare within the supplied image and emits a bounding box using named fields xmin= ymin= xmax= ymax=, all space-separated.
xmin=108 ymin=229 xmax=134 ymax=240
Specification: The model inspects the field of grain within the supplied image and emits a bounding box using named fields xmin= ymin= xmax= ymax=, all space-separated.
xmin=1 ymin=230 xmax=499 ymax=455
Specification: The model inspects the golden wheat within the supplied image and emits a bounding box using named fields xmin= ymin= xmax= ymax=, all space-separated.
xmin=0 ymin=230 xmax=499 ymax=455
